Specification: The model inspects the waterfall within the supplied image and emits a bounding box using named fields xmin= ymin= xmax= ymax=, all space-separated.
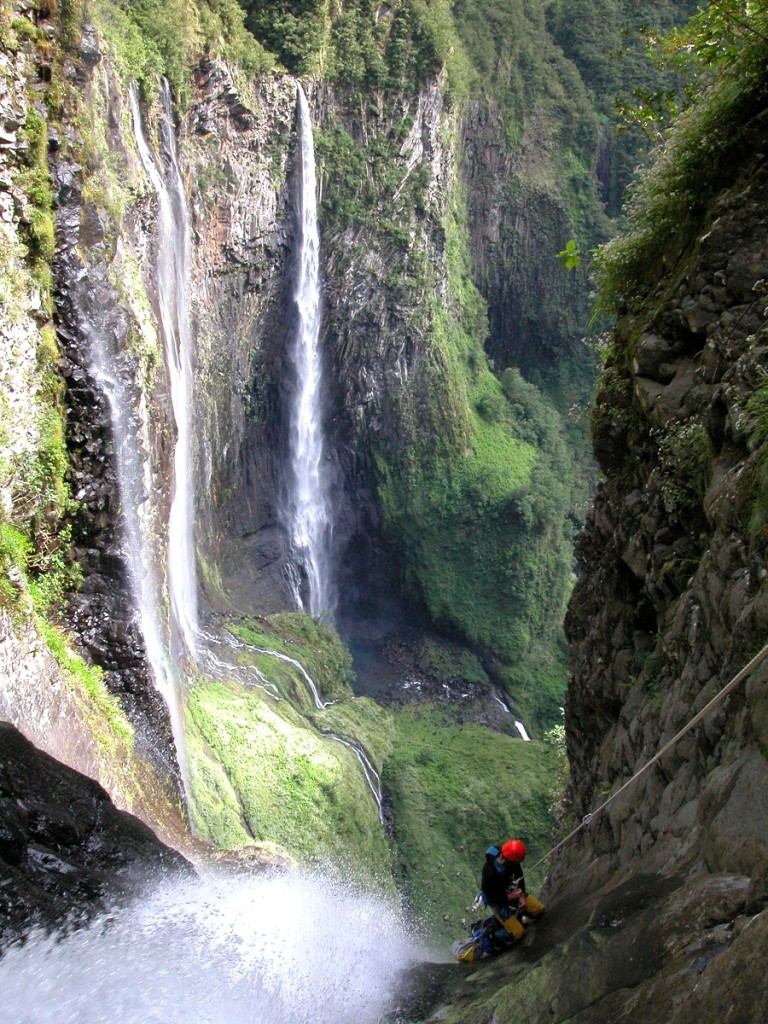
xmin=123 ymin=83 xmax=384 ymax=839
xmin=86 ymin=330 xmax=189 ymax=787
xmin=286 ymin=84 xmax=336 ymax=621
xmin=130 ymin=81 xmax=198 ymax=657
xmin=0 ymin=870 xmax=421 ymax=1023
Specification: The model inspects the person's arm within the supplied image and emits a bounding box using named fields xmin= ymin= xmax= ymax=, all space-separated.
xmin=511 ymin=862 xmax=526 ymax=895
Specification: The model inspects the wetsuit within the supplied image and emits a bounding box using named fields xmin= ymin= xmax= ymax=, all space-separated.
xmin=480 ymin=846 xmax=527 ymax=946
xmin=481 ymin=847 xmax=526 ymax=911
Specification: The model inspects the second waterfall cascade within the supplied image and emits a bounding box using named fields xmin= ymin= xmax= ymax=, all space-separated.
xmin=286 ymin=84 xmax=336 ymax=622
xmin=131 ymin=80 xmax=199 ymax=660
xmin=123 ymin=82 xmax=384 ymax=834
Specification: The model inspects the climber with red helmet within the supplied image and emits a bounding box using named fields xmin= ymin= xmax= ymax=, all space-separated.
xmin=480 ymin=838 xmax=545 ymax=945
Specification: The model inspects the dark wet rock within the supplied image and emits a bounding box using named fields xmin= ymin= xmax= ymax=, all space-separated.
xmin=0 ymin=723 xmax=191 ymax=952
xmin=552 ymin=153 xmax=768 ymax=909
xmin=413 ymin=873 xmax=767 ymax=1024
xmin=632 ymin=332 xmax=677 ymax=382
xmin=51 ymin=80 xmax=180 ymax=786
xmin=78 ymin=23 xmax=101 ymax=69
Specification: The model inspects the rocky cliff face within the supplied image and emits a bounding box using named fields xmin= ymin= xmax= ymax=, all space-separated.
xmin=404 ymin=106 xmax=768 ymax=1024
xmin=461 ymin=96 xmax=598 ymax=399
xmin=53 ymin=41 xmax=178 ymax=771
xmin=184 ymin=62 xmax=297 ymax=615
xmin=557 ymin=125 xmax=768 ymax=896
xmin=449 ymin=104 xmax=768 ymax=1024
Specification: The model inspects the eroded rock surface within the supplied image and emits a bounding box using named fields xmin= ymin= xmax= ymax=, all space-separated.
xmin=0 ymin=721 xmax=191 ymax=952
xmin=416 ymin=872 xmax=768 ymax=1024
xmin=557 ymin=149 xmax=768 ymax=897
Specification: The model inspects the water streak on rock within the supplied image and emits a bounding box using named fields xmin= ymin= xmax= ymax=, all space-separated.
xmin=131 ymin=80 xmax=198 ymax=657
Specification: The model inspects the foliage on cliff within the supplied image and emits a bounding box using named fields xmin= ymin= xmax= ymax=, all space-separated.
xmin=0 ymin=6 xmax=79 ymax=620
xmin=595 ymin=0 xmax=768 ymax=317
xmin=312 ymin=65 xmax=579 ymax=719
xmin=370 ymin=170 xmax=576 ymax=721
xmin=243 ymin=0 xmax=472 ymax=96
xmin=546 ymin=0 xmax=700 ymax=214
xmin=91 ymin=0 xmax=273 ymax=102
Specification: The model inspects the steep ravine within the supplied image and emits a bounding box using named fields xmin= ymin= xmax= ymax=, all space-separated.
xmin=408 ymin=107 xmax=768 ymax=1024
xmin=8 ymin=6 xmax=766 ymax=1018
xmin=1 ymin=0 xmax=579 ymax=952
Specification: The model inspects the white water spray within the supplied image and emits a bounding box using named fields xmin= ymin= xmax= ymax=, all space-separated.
xmin=287 ymin=84 xmax=336 ymax=621
xmin=0 ymin=870 xmax=421 ymax=1024
xmin=130 ymin=81 xmax=198 ymax=656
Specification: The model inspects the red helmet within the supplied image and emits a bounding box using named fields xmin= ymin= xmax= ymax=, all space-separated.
xmin=501 ymin=839 xmax=526 ymax=862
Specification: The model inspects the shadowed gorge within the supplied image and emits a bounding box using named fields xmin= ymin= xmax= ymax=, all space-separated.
xmin=1 ymin=0 xmax=767 ymax=1021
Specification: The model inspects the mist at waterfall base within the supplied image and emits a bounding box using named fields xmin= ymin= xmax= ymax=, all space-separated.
xmin=0 ymin=868 xmax=423 ymax=1024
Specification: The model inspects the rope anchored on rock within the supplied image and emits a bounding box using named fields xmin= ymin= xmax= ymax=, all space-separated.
xmin=529 ymin=639 xmax=768 ymax=873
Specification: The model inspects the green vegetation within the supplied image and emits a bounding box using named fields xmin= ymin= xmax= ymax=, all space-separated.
xmin=369 ymin=153 xmax=575 ymax=722
xmin=0 ymin=236 xmax=77 ymax=621
xmin=545 ymin=0 xmax=699 ymax=215
xmin=37 ymin=618 xmax=135 ymax=746
xmin=0 ymin=6 xmax=82 ymax=625
xmin=413 ymin=638 xmax=489 ymax=687
xmin=182 ymin=614 xmax=564 ymax=941
xmin=91 ymin=0 xmax=273 ymax=103
xmin=653 ymin=420 xmax=712 ymax=516
xmin=382 ymin=701 xmax=562 ymax=941
xmin=185 ymin=615 xmax=391 ymax=876
xmin=231 ymin=612 xmax=355 ymax=706
xmin=0 ymin=380 xmax=81 ymax=617
xmin=185 ymin=674 xmax=393 ymax=880
xmin=17 ymin=107 xmax=54 ymax=309
xmin=243 ymin=0 xmax=472 ymax=98
xmin=594 ymin=1 xmax=768 ymax=315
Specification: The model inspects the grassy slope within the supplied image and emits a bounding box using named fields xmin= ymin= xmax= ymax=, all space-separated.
xmin=186 ymin=678 xmax=393 ymax=877
xmin=383 ymin=702 xmax=563 ymax=942
xmin=183 ymin=614 xmax=395 ymax=884
xmin=184 ymin=625 xmax=564 ymax=942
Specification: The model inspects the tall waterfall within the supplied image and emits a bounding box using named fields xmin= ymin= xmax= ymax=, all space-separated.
xmin=85 ymin=305 xmax=188 ymax=786
xmin=286 ymin=85 xmax=336 ymax=621
xmin=131 ymin=81 xmax=199 ymax=657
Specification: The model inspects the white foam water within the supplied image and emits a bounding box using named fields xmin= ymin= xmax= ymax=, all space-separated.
xmin=0 ymin=869 xmax=419 ymax=1024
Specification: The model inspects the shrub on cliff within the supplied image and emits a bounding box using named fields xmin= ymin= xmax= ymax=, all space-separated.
xmin=92 ymin=0 xmax=273 ymax=103
xmin=594 ymin=1 xmax=768 ymax=314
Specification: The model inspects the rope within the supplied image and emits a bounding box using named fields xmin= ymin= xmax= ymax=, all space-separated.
xmin=528 ymin=639 xmax=768 ymax=873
